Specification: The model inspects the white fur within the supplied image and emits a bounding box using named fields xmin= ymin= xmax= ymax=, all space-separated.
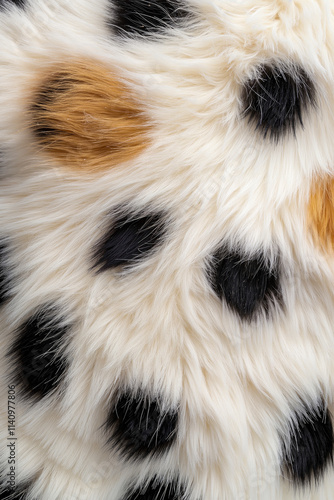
xmin=1 ymin=0 xmax=334 ymax=498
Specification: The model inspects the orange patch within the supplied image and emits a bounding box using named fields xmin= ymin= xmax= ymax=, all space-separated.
xmin=29 ymin=60 xmax=152 ymax=172
xmin=308 ymin=174 xmax=334 ymax=251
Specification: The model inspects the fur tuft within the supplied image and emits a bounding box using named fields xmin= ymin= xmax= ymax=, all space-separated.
xmin=109 ymin=0 xmax=192 ymax=38
xmin=281 ymin=401 xmax=334 ymax=487
xmin=7 ymin=304 xmax=71 ymax=400
xmin=242 ymin=63 xmax=316 ymax=141
xmin=105 ymin=389 xmax=179 ymax=461
xmin=29 ymin=60 xmax=152 ymax=173
xmin=308 ymin=174 xmax=334 ymax=252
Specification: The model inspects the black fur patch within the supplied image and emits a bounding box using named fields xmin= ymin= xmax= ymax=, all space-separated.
xmin=209 ymin=246 xmax=281 ymax=321
xmin=110 ymin=0 xmax=191 ymax=38
xmin=124 ymin=477 xmax=186 ymax=500
xmin=93 ymin=210 xmax=166 ymax=272
xmin=8 ymin=304 xmax=70 ymax=400
xmin=0 ymin=482 xmax=31 ymax=499
xmin=282 ymin=401 xmax=334 ymax=486
xmin=242 ymin=63 xmax=315 ymax=140
xmin=0 ymin=243 xmax=9 ymax=306
xmin=0 ymin=0 xmax=25 ymax=10
xmin=106 ymin=390 xmax=178 ymax=460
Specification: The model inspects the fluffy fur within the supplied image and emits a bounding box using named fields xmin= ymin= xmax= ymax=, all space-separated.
xmin=1 ymin=1 xmax=334 ymax=499
xmin=123 ymin=477 xmax=187 ymax=500
xmin=105 ymin=389 xmax=179 ymax=461
xmin=0 ymin=480 xmax=32 ymax=499
xmin=109 ymin=0 xmax=192 ymax=38
xmin=281 ymin=400 xmax=334 ymax=487
xmin=241 ymin=63 xmax=316 ymax=141
xmin=92 ymin=208 xmax=166 ymax=272
xmin=208 ymin=245 xmax=281 ymax=321
xmin=0 ymin=242 xmax=8 ymax=305
xmin=308 ymin=174 xmax=334 ymax=252
xmin=8 ymin=304 xmax=70 ymax=400
xmin=29 ymin=59 xmax=152 ymax=173
xmin=0 ymin=0 xmax=25 ymax=10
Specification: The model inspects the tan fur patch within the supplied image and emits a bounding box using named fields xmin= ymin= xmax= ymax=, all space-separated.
xmin=308 ymin=174 xmax=334 ymax=252
xmin=29 ymin=60 xmax=152 ymax=172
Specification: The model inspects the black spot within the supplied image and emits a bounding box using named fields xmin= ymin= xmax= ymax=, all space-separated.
xmin=0 ymin=482 xmax=32 ymax=499
xmin=124 ymin=477 xmax=186 ymax=500
xmin=208 ymin=246 xmax=281 ymax=321
xmin=0 ymin=243 xmax=9 ymax=306
xmin=109 ymin=0 xmax=192 ymax=38
xmin=93 ymin=210 xmax=166 ymax=272
xmin=8 ymin=304 xmax=70 ymax=400
xmin=0 ymin=0 xmax=25 ymax=10
xmin=282 ymin=400 xmax=334 ymax=486
xmin=106 ymin=390 xmax=178 ymax=460
xmin=241 ymin=63 xmax=315 ymax=140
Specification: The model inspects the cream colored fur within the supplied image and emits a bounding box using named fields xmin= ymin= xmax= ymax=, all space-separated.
xmin=1 ymin=1 xmax=334 ymax=499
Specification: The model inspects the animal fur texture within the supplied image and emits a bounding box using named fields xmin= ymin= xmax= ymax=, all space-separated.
xmin=1 ymin=0 xmax=334 ymax=499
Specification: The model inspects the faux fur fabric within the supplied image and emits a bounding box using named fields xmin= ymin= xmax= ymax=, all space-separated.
xmin=1 ymin=1 xmax=334 ymax=499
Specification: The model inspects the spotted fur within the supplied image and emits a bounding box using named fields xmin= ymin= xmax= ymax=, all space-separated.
xmin=241 ymin=63 xmax=316 ymax=141
xmin=281 ymin=400 xmax=334 ymax=486
xmin=30 ymin=60 xmax=152 ymax=173
xmin=109 ymin=0 xmax=192 ymax=38
xmin=106 ymin=389 xmax=179 ymax=460
xmin=1 ymin=1 xmax=334 ymax=499
xmin=8 ymin=304 xmax=70 ymax=400
xmin=308 ymin=174 xmax=334 ymax=252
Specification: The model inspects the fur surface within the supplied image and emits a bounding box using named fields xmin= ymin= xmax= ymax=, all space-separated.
xmin=29 ymin=59 xmax=152 ymax=172
xmin=1 ymin=1 xmax=334 ymax=499
xmin=109 ymin=0 xmax=192 ymax=38
xmin=308 ymin=174 xmax=334 ymax=252
xmin=92 ymin=208 xmax=167 ymax=272
xmin=8 ymin=303 xmax=70 ymax=401
xmin=241 ymin=63 xmax=316 ymax=141
xmin=0 ymin=242 xmax=9 ymax=306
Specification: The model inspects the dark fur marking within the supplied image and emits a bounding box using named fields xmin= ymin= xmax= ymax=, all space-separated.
xmin=8 ymin=304 xmax=70 ymax=400
xmin=208 ymin=246 xmax=281 ymax=320
xmin=110 ymin=0 xmax=191 ymax=38
xmin=93 ymin=210 xmax=166 ymax=272
xmin=0 ymin=481 xmax=32 ymax=499
xmin=0 ymin=0 xmax=25 ymax=10
xmin=242 ymin=63 xmax=316 ymax=140
xmin=282 ymin=400 xmax=334 ymax=486
xmin=106 ymin=390 xmax=178 ymax=460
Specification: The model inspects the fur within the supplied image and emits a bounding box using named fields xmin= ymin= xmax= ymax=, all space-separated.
xmin=123 ymin=477 xmax=187 ymax=500
xmin=105 ymin=389 xmax=179 ymax=461
xmin=92 ymin=208 xmax=167 ymax=272
xmin=7 ymin=304 xmax=70 ymax=400
xmin=109 ymin=0 xmax=192 ymax=38
xmin=0 ymin=481 xmax=32 ymax=499
xmin=0 ymin=0 xmax=25 ymax=11
xmin=241 ymin=63 xmax=316 ymax=141
xmin=308 ymin=174 xmax=334 ymax=252
xmin=1 ymin=1 xmax=334 ymax=499
xmin=281 ymin=400 xmax=334 ymax=487
xmin=208 ymin=245 xmax=281 ymax=321
xmin=0 ymin=242 xmax=8 ymax=305
xmin=29 ymin=59 xmax=152 ymax=173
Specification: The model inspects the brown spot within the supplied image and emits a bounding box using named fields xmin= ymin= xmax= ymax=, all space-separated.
xmin=29 ymin=60 xmax=152 ymax=172
xmin=308 ymin=174 xmax=334 ymax=251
